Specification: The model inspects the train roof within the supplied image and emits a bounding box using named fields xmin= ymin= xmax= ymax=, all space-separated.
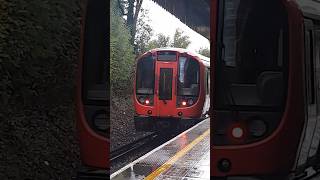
xmin=148 ymin=47 xmax=210 ymax=67
xmin=295 ymin=0 xmax=320 ymax=20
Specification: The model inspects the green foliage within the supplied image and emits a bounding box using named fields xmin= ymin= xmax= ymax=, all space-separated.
xmin=172 ymin=28 xmax=191 ymax=48
xmin=147 ymin=33 xmax=170 ymax=50
xmin=146 ymin=29 xmax=191 ymax=51
xmin=135 ymin=8 xmax=153 ymax=55
xmin=110 ymin=0 xmax=135 ymax=90
xmin=197 ymin=47 xmax=210 ymax=57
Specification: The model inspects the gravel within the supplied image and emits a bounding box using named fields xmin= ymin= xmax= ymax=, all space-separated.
xmin=110 ymin=92 xmax=151 ymax=152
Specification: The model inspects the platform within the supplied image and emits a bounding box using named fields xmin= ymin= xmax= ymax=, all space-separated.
xmin=110 ymin=118 xmax=210 ymax=180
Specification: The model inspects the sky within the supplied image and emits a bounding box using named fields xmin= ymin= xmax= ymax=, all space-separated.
xmin=140 ymin=0 xmax=210 ymax=52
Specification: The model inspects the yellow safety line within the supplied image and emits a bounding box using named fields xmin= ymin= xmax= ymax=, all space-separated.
xmin=144 ymin=129 xmax=210 ymax=180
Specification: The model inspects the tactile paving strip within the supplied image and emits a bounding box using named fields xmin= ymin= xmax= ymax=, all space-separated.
xmin=156 ymin=134 xmax=210 ymax=179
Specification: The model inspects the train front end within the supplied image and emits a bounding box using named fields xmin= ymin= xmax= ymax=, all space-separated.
xmin=134 ymin=48 xmax=209 ymax=133
xmin=211 ymin=0 xmax=305 ymax=179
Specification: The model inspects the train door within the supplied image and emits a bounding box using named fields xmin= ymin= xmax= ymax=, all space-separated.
xmin=313 ymin=27 xmax=320 ymax=169
xmin=202 ymin=68 xmax=210 ymax=116
xmin=155 ymin=52 xmax=177 ymax=117
xmin=296 ymin=19 xmax=319 ymax=172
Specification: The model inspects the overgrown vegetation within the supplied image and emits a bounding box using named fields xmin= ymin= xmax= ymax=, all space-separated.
xmin=198 ymin=47 xmax=210 ymax=57
xmin=0 ymin=0 xmax=81 ymax=179
xmin=111 ymin=0 xmax=135 ymax=91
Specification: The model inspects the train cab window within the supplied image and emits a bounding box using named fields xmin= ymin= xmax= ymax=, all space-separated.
xmin=82 ymin=0 xmax=107 ymax=104
xmin=178 ymin=56 xmax=200 ymax=96
xmin=81 ymin=0 xmax=108 ymax=136
xmin=215 ymin=0 xmax=288 ymax=109
xmin=136 ymin=55 xmax=155 ymax=95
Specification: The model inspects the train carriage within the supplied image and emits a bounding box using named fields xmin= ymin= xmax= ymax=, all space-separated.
xmin=134 ymin=48 xmax=210 ymax=133
xmin=211 ymin=0 xmax=320 ymax=179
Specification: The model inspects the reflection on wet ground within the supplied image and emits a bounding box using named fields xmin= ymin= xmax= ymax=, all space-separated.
xmin=111 ymin=118 xmax=210 ymax=180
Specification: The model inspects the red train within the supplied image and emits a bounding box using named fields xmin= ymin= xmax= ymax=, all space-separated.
xmin=134 ymin=48 xmax=210 ymax=133
xmin=211 ymin=0 xmax=320 ymax=179
xmin=76 ymin=0 xmax=108 ymax=177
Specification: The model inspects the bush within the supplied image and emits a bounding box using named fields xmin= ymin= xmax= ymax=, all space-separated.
xmin=110 ymin=0 xmax=135 ymax=91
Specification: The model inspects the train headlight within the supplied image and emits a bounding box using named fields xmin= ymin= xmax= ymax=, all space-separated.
xmin=181 ymin=101 xmax=187 ymax=106
xmin=231 ymin=127 xmax=244 ymax=139
xmin=145 ymin=99 xmax=150 ymax=105
xmin=249 ymin=119 xmax=267 ymax=137
xmin=138 ymin=96 xmax=153 ymax=105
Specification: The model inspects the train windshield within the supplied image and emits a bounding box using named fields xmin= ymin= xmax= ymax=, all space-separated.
xmin=82 ymin=0 xmax=107 ymax=104
xmin=178 ymin=56 xmax=200 ymax=96
xmin=136 ymin=54 xmax=155 ymax=95
xmin=215 ymin=0 xmax=288 ymax=109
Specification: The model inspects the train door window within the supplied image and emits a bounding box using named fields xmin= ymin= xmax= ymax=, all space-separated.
xmin=159 ymin=68 xmax=173 ymax=100
xmin=136 ymin=55 xmax=155 ymax=95
xmin=177 ymin=57 xmax=200 ymax=96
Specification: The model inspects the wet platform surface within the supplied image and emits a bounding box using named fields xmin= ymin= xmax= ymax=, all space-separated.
xmin=110 ymin=118 xmax=210 ymax=180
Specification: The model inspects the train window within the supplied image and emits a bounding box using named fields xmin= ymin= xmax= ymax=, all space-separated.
xmin=82 ymin=0 xmax=107 ymax=104
xmin=80 ymin=0 xmax=108 ymax=137
xmin=157 ymin=51 xmax=177 ymax=61
xmin=177 ymin=56 xmax=200 ymax=96
xmin=136 ymin=55 xmax=155 ymax=95
xmin=159 ymin=68 xmax=173 ymax=100
xmin=215 ymin=0 xmax=288 ymax=109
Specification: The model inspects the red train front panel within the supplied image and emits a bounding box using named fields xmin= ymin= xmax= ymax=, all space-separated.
xmin=211 ymin=0 xmax=306 ymax=178
xmin=134 ymin=49 xmax=208 ymax=131
xmin=76 ymin=0 xmax=108 ymax=170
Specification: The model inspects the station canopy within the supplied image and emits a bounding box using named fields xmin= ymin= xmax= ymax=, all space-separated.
xmin=152 ymin=0 xmax=210 ymax=39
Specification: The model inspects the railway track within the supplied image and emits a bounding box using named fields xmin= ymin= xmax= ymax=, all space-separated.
xmin=110 ymin=133 xmax=159 ymax=162
xmin=110 ymin=131 xmax=179 ymax=174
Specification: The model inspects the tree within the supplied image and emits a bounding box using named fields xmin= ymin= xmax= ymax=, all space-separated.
xmin=135 ymin=8 xmax=153 ymax=55
xmin=111 ymin=0 xmax=135 ymax=89
xmin=147 ymin=33 xmax=170 ymax=50
xmin=172 ymin=28 xmax=191 ymax=48
xmin=118 ymin=0 xmax=143 ymax=45
xmin=197 ymin=47 xmax=210 ymax=57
